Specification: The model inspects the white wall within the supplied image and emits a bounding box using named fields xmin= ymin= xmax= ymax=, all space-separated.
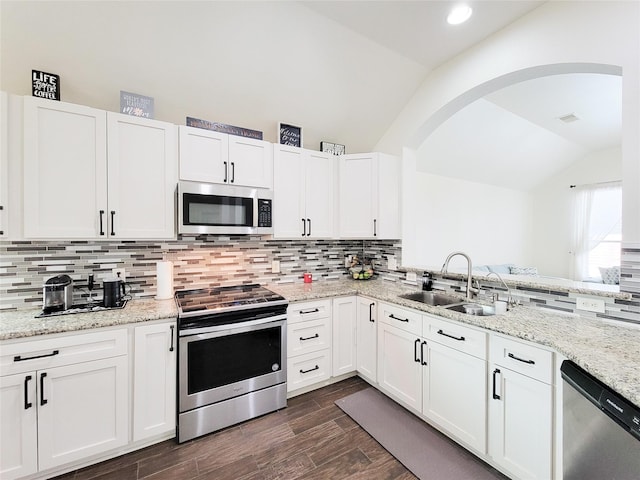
xmin=376 ymin=1 xmax=640 ymax=251
xmin=531 ymin=146 xmax=622 ymax=279
xmin=402 ymin=150 xmax=534 ymax=270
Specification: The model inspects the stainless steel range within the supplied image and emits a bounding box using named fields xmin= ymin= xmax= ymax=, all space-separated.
xmin=175 ymin=284 xmax=288 ymax=443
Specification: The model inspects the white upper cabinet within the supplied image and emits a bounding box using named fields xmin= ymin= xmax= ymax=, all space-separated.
xmin=23 ymin=97 xmax=177 ymax=239
xmin=0 ymin=92 xmax=8 ymax=238
xmin=23 ymin=97 xmax=108 ymax=239
xmin=107 ymin=113 xmax=177 ymax=239
xmin=339 ymin=152 xmax=400 ymax=239
xmin=179 ymin=126 xmax=273 ymax=188
xmin=273 ymin=145 xmax=336 ymax=238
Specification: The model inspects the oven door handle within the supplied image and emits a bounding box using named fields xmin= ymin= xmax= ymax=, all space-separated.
xmin=179 ymin=314 xmax=287 ymax=338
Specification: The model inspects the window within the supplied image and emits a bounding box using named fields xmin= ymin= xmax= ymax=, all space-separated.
xmin=571 ymin=182 xmax=622 ymax=282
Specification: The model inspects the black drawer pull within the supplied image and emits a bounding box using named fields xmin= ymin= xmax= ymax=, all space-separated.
xmin=99 ymin=210 xmax=105 ymax=236
xmin=437 ymin=329 xmax=465 ymax=341
xmin=300 ymin=365 xmax=319 ymax=374
xmin=169 ymin=325 xmax=175 ymax=352
xmin=24 ymin=375 xmax=33 ymax=410
xmin=369 ymin=302 xmax=375 ymax=322
xmin=414 ymin=338 xmax=420 ymax=363
xmin=300 ymin=308 xmax=319 ymax=315
xmin=421 ymin=341 xmax=428 ymax=366
xmin=14 ymin=350 xmax=59 ymax=362
xmin=300 ymin=333 xmax=319 ymax=341
xmin=40 ymin=372 xmax=48 ymax=406
xmin=492 ymin=368 xmax=501 ymax=400
xmin=508 ymin=352 xmax=535 ymax=365
xmin=389 ymin=313 xmax=409 ymax=323
xmin=110 ymin=211 xmax=116 ymax=236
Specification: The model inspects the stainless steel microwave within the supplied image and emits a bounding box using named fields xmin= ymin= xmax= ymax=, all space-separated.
xmin=178 ymin=181 xmax=273 ymax=235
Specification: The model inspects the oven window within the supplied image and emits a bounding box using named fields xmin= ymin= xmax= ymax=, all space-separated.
xmin=184 ymin=193 xmax=253 ymax=227
xmin=187 ymin=326 xmax=282 ymax=394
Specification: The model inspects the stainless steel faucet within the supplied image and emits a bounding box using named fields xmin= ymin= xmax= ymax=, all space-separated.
xmin=441 ymin=251 xmax=479 ymax=300
xmin=486 ymin=271 xmax=516 ymax=308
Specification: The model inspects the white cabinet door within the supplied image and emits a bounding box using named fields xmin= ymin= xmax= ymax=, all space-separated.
xmin=178 ymin=126 xmax=228 ymax=183
xmin=332 ymin=296 xmax=357 ymax=377
xmin=133 ymin=321 xmax=177 ymax=442
xmin=228 ymin=135 xmax=273 ymax=188
xmin=0 ymin=372 xmax=38 ymax=480
xmin=0 ymin=91 xmax=8 ymax=238
xmin=377 ymin=321 xmax=422 ymax=411
xmin=339 ymin=153 xmax=376 ymax=238
xmin=37 ymin=356 xmax=129 ymax=471
xmin=107 ymin=113 xmax=177 ymax=239
xmin=356 ymin=297 xmax=377 ymax=383
xmin=489 ymin=366 xmax=553 ymax=480
xmin=273 ymin=146 xmax=336 ymax=238
xmin=423 ymin=340 xmax=487 ymax=454
xmin=23 ymin=97 xmax=107 ymax=238
xmin=376 ymin=153 xmax=400 ymax=239
xmin=273 ymin=145 xmax=305 ymax=237
xmin=304 ymin=150 xmax=336 ymax=238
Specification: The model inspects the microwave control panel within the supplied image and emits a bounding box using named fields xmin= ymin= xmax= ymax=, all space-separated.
xmin=258 ymin=199 xmax=272 ymax=227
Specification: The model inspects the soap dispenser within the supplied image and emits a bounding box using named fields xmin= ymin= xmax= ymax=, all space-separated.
xmin=422 ymin=272 xmax=433 ymax=291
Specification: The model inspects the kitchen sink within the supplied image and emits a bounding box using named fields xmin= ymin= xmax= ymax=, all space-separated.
xmin=399 ymin=291 xmax=462 ymax=306
xmin=445 ymin=303 xmax=496 ymax=316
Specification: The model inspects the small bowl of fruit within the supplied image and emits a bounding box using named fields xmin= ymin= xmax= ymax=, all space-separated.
xmin=349 ymin=255 xmax=374 ymax=280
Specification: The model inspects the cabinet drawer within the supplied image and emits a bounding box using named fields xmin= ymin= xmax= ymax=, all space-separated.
xmin=0 ymin=329 xmax=128 ymax=376
xmin=287 ymin=349 xmax=331 ymax=392
xmin=424 ymin=315 xmax=487 ymax=360
xmin=287 ymin=316 xmax=331 ymax=357
xmin=378 ymin=302 xmax=422 ymax=336
xmin=288 ymin=299 xmax=331 ymax=324
xmin=490 ymin=335 xmax=554 ymax=384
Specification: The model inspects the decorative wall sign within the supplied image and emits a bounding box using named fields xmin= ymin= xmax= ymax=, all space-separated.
xmin=120 ymin=91 xmax=154 ymax=118
xmin=320 ymin=141 xmax=346 ymax=155
xmin=186 ymin=117 xmax=263 ymax=140
xmin=278 ymin=123 xmax=302 ymax=147
xmin=32 ymin=70 xmax=60 ymax=100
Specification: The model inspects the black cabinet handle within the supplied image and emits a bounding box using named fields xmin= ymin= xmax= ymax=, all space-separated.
xmin=300 ymin=365 xmax=319 ymax=374
xmin=508 ymin=352 xmax=535 ymax=365
xmin=40 ymin=372 xmax=48 ymax=406
xmin=14 ymin=350 xmax=59 ymax=362
xmin=301 ymin=218 xmax=306 ymax=236
xmin=24 ymin=375 xmax=33 ymax=410
xmin=369 ymin=302 xmax=375 ymax=322
xmin=389 ymin=313 xmax=409 ymax=323
xmin=307 ymin=218 xmax=311 ymax=237
xmin=300 ymin=333 xmax=319 ymax=341
xmin=110 ymin=211 xmax=116 ymax=236
xmin=421 ymin=341 xmax=428 ymax=366
xmin=223 ymin=161 xmax=228 ymax=182
xmin=414 ymin=338 xmax=420 ymax=363
xmin=300 ymin=308 xmax=319 ymax=315
xmin=373 ymin=219 xmax=377 ymax=237
xmin=437 ymin=329 xmax=466 ymax=341
xmin=169 ymin=325 xmax=175 ymax=352
xmin=492 ymin=368 xmax=501 ymax=400
xmin=231 ymin=162 xmax=235 ymax=183
xmin=99 ymin=210 xmax=105 ymax=236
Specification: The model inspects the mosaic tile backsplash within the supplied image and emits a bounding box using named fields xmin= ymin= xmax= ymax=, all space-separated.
xmin=1 ymin=238 xmax=638 ymax=325
xmin=0 ymin=237 xmax=401 ymax=310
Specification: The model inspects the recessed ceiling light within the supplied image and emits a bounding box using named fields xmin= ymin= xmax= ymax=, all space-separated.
xmin=447 ymin=5 xmax=473 ymax=25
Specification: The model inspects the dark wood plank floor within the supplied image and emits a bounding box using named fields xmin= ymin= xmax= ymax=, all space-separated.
xmin=53 ymin=377 xmax=418 ymax=480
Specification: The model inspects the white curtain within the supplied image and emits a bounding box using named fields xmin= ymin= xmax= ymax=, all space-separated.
xmin=570 ymin=182 xmax=622 ymax=281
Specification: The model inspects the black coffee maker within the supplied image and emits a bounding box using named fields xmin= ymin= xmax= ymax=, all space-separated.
xmin=103 ymin=277 xmax=125 ymax=307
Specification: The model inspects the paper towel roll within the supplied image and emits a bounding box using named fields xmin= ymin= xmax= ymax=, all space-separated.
xmin=156 ymin=260 xmax=174 ymax=300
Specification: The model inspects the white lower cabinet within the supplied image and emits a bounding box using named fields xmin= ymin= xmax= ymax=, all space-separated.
xmin=332 ymin=296 xmax=357 ymax=377
xmin=356 ymin=296 xmax=377 ymax=383
xmin=488 ymin=334 xmax=554 ymax=480
xmin=0 ymin=329 xmax=129 ymax=480
xmin=286 ymin=300 xmax=332 ymax=392
xmin=133 ymin=321 xmax=177 ymax=442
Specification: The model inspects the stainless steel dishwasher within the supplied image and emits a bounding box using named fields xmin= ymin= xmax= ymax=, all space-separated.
xmin=561 ymin=360 xmax=640 ymax=479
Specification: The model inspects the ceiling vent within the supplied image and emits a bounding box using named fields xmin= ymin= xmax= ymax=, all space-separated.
xmin=558 ymin=113 xmax=580 ymax=123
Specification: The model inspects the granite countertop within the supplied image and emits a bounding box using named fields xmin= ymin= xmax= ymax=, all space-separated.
xmin=1 ymin=278 xmax=638 ymax=407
